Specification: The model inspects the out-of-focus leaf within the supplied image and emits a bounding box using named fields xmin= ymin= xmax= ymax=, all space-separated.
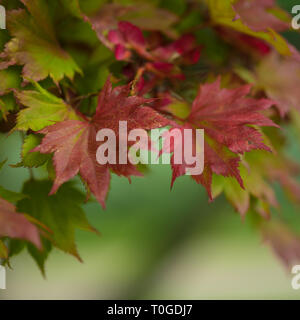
xmin=0 ymin=67 xmax=21 ymax=94
xmin=0 ymin=197 xmax=41 ymax=249
xmin=1 ymin=1 xmax=81 ymax=82
xmin=0 ymin=187 xmax=27 ymax=203
xmin=0 ymin=240 xmax=8 ymax=259
xmin=86 ymin=3 xmax=178 ymax=48
xmin=243 ymin=148 xmax=300 ymax=216
xmin=122 ymin=4 xmax=178 ymax=36
xmin=232 ymin=0 xmax=289 ymax=32
xmin=261 ymin=220 xmax=300 ymax=268
xmin=160 ymin=0 xmax=186 ymax=16
xmin=60 ymin=0 xmax=82 ymax=18
xmin=206 ymin=0 xmax=291 ymax=56
xmin=85 ymin=3 xmax=135 ymax=48
xmin=17 ymin=180 xmax=99 ymax=260
xmin=213 ymin=175 xmax=250 ymax=218
xmin=234 ymin=66 xmax=256 ymax=84
xmin=78 ymin=0 xmax=108 ymax=14
xmin=177 ymin=11 xmax=203 ymax=33
xmin=212 ymin=153 xmax=278 ymax=219
xmin=195 ymin=28 xmax=229 ymax=65
xmin=255 ymin=53 xmax=300 ymax=116
xmin=27 ymin=238 xmax=52 ymax=277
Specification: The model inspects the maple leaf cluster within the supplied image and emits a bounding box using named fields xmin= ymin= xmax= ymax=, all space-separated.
xmin=0 ymin=0 xmax=300 ymax=273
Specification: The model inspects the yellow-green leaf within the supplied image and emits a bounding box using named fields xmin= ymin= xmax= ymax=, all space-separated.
xmin=206 ymin=0 xmax=291 ymax=56
xmin=15 ymin=82 xmax=79 ymax=131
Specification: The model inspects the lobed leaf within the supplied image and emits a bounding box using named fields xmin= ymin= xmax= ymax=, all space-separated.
xmin=17 ymin=180 xmax=98 ymax=262
xmin=1 ymin=1 xmax=81 ymax=83
xmin=15 ymin=82 xmax=79 ymax=131
xmin=33 ymin=78 xmax=169 ymax=208
xmin=0 ymin=197 xmax=41 ymax=249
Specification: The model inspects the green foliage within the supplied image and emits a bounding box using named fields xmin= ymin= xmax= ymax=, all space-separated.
xmin=17 ymin=180 xmax=99 ymax=273
xmin=3 ymin=2 xmax=81 ymax=82
xmin=13 ymin=134 xmax=50 ymax=168
xmin=0 ymin=0 xmax=300 ymax=274
xmin=15 ymin=82 xmax=79 ymax=131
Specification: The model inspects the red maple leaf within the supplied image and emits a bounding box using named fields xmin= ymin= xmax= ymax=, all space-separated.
xmin=232 ymin=0 xmax=289 ymax=32
xmin=33 ymin=78 xmax=169 ymax=208
xmin=107 ymin=21 xmax=201 ymax=83
xmin=161 ymin=78 xmax=277 ymax=199
xmin=151 ymin=33 xmax=201 ymax=65
xmin=0 ymin=197 xmax=41 ymax=249
xmin=108 ymin=21 xmax=151 ymax=61
xmin=262 ymin=221 xmax=300 ymax=268
xmin=218 ymin=28 xmax=272 ymax=57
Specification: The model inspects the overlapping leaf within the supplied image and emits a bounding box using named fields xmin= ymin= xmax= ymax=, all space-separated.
xmin=0 ymin=197 xmax=41 ymax=249
xmin=162 ymin=78 xmax=277 ymax=199
xmin=0 ymin=0 xmax=81 ymax=82
xmin=13 ymin=134 xmax=50 ymax=168
xmin=255 ymin=53 xmax=300 ymax=116
xmin=0 ymin=0 xmax=299 ymax=272
xmin=232 ymin=0 xmax=289 ymax=32
xmin=33 ymin=78 xmax=169 ymax=208
xmin=85 ymin=3 xmax=178 ymax=48
xmin=17 ymin=180 xmax=98 ymax=269
xmin=262 ymin=220 xmax=300 ymax=267
xmin=206 ymin=0 xmax=291 ymax=56
xmin=15 ymin=82 xmax=79 ymax=131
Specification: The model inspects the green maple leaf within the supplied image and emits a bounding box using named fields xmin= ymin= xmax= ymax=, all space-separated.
xmin=17 ymin=180 xmax=99 ymax=264
xmin=15 ymin=81 xmax=79 ymax=131
xmin=0 ymin=187 xmax=27 ymax=203
xmin=0 ymin=161 xmax=27 ymax=202
xmin=2 ymin=0 xmax=81 ymax=83
xmin=27 ymin=239 xmax=52 ymax=277
xmin=13 ymin=134 xmax=50 ymax=168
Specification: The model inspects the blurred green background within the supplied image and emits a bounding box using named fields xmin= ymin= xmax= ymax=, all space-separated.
xmin=1 ymin=128 xmax=300 ymax=300
xmin=0 ymin=0 xmax=300 ymax=300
